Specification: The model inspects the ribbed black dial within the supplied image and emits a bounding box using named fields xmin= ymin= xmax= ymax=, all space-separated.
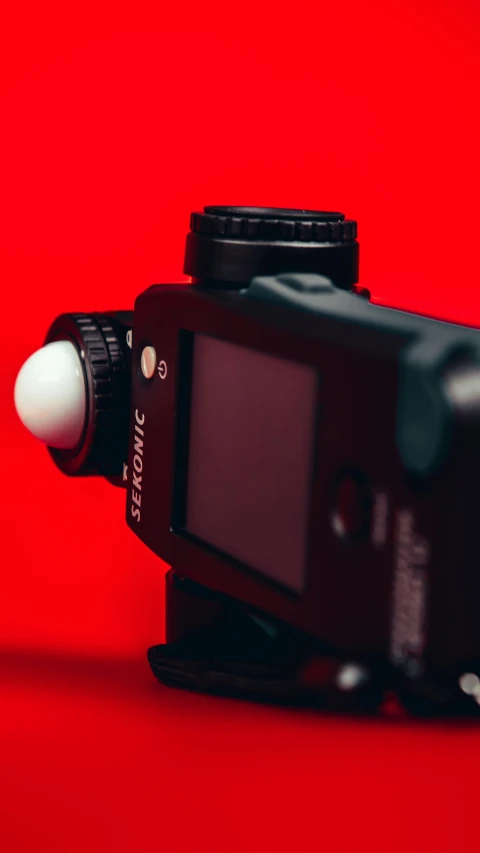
xmin=184 ymin=206 xmax=359 ymax=289
xmin=191 ymin=207 xmax=357 ymax=243
xmin=44 ymin=311 xmax=133 ymax=478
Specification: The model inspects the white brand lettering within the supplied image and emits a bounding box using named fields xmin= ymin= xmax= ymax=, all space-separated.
xmin=390 ymin=509 xmax=430 ymax=676
xmin=131 ymin=409 xmax=146 ymax=522
xmin=371 ymin=491 xmax=389 ymax=547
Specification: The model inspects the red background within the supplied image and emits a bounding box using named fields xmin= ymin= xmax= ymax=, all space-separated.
xmin=2 ymin=1 xmax=480 ymax=850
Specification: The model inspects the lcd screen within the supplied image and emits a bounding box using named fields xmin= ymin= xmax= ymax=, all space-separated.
xmin=185 ymin=335 xmax=317 ymax=592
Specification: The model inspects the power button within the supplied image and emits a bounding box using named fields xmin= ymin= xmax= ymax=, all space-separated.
xmin=331 ymin=471 xmax=372 ymax=541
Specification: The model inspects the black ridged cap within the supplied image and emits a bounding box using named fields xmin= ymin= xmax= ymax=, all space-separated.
xmin=184 ymin=206 xmax=359 ymax=289
xmin=44 ymin=313 xmax=131 ymax=477
xmin=191 ymin=207 xmax=357 ymax=243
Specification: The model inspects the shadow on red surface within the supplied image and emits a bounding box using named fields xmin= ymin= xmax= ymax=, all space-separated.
xmin=2 ymin=646 xmax=480 ymax=853
xmin=3 ymin=645 xmax=480 ymax=729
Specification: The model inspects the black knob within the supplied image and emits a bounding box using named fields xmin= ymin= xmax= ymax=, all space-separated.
xmin=44 ymin=311 xmax=133 ymax=478
xmin=184 ymin=206 xmax=359 ymax=289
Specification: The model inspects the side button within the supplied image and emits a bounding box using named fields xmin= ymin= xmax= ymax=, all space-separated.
xmin=331 ymin=471 xmax=372 ymax=541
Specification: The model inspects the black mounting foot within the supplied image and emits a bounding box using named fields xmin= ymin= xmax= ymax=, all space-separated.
xmin=147 ymin=571 xmax=480 ymax=717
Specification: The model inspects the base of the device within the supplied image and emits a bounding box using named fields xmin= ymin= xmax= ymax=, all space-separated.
xmin=147 ymin=571 xmax=480 ymax=717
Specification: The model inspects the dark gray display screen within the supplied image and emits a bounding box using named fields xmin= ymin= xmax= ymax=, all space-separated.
xmin=185 ymin=335 xmax=317 ymax=592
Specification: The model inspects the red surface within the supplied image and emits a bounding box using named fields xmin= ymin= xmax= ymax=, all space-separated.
xmin=2 ymin=1 xmax=480 ymax=850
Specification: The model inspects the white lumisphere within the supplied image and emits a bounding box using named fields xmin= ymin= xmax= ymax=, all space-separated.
xmin=14 ymin=340 xmax=86 ymax=449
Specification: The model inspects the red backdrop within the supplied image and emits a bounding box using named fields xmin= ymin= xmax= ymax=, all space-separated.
xmin=1 ymin=1 xmax=480 ymax=851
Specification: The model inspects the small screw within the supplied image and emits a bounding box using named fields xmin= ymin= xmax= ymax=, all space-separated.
xmin=336 ymin=663 xmax=369 ymax=692
xmin=458 ymin=672 xmax=480 ymax=701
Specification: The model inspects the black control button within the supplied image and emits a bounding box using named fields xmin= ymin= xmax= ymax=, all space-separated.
xmin=331 ymin=472 xmax=372 ymax=540
xmin=275 ymin=273 xmax=335 ymax=293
